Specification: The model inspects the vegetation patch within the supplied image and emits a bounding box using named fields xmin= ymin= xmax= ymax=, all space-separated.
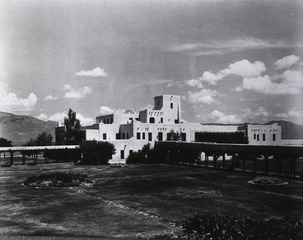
xmin=248 ymin=176 xmax=288 ymax=185
xmin=23 ymin=172 xmax=93 ymax=188
xmin=149 ymin=212 xmax=303 ymax=240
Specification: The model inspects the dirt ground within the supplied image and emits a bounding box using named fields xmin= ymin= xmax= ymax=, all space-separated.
xmin=0 ymin=163 xmax=303 ymax=239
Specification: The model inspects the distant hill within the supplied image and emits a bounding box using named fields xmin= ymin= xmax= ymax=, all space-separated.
xmin=0 ymin=112 xmax=57 ymax=146
xmin=265 ymin=120 xmax=303 ymax=139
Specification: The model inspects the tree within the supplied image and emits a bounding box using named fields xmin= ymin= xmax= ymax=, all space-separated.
xmin=0 ymin=138 xmax=13 ymax=147
xmin=36 ymin=132 xmax=53 ymax=146
xmin=64 ymin=108 xmax=81 ymax=144
xmin=80 ymin=141 xmax=116 ymax=165
xmin=24 ymin=132 xmax=53 ymax=146
xmin=167 ymin=130 xmax=182 ymax=141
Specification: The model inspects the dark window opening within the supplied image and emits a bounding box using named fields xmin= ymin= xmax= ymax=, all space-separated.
xmin=122 ymin=133 xmax=125 ymax=139
xmin=150 ymin=117 xmax=155 ymax=123
xmin=148 ymin=132 xmax=152 ymax=141
xmin=129 ymin=150 xmax=133 ymax=156
xmin=120 ymin=150 xmax=124 ymax=159
xmin=137 ymin=132 xmax=140 ymax=140
xmin=116 ymin=133 xmax=120 ymax=140
xmin=167 ymin=132 xmax=170 ymax=141
xmin=142 ymin=132 xmax=145 ymax=139
xmin=161 ymin=118 xmax=163 ymax=123
xmin=170 ymin=103 xmax=173 ymax=109
xmin=263 ymin=134 xmax=266 ymax=141
xmin=103 ymin=133 xmax=107 ymax=140
xmin=126 ymin=133 xmax=129 ymax=139
xmin=257 ymin=134 xmax=259 ymax=141
xmin=273 ymin=134 xmax=276 ymax=141
xmin=158 ymin=132 xmax=163 ymax=141
xmin=181 ymin=133 xmax=186 ymax=141
xmin=254 ymin=133 xmax=256 ymax=140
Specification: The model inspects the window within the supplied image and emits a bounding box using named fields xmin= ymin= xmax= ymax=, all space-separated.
xmin=142 ymin=132 xmax=145 ymax=140
xmin=137 ymin=132 xmax=140 ymax=140
xmin=181 ymin=133 xmax=186 ymax=141
xmin=126 ymin=133 xmax=129 ymax=139
xmin=257 ymin=134 xmax=259 ymax=141
xmin=150 ymin=117 xmax=155 ymax=123
xmin=122 ymin=133 xmax=125 ymax=139
xmin=120 ymin=150 xmax=124 ymax=159
xmin=158 ymin=132 xmax=163 ymax=141
xmin=110 ymin=118 xmax=113 ymax=124
xmin=161 ymin=117 xmax=163 ymax=123
xmin=273 ymin=134 xmax=276 ymax=141
xmin=129 ymin=150 xmax=133 ymax=156
xmin=116 ymin=133 xmax=120 ymax=140
xmin=167 ymin=132 xmax=170 ymax=141
xmin=170 ymin=103 xmax=173 ymax=109
xmin=254 ymin=133 xmax=256 ymax=140
xmin=263 ymin=134 xmax=266 ymax=141
xmin=103 ymin=133 xmax=107 ymax=140
xmin=157 ymin=99 xmax=160 ymax=106
xmin=148 ymin=132 xmax=152 ymax=141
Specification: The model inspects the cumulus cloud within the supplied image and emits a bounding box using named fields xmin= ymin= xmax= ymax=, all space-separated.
xmin=274 ymin=55 xmax=300 ymax=70
xmin=185 ymin=59 xmax=266 ymax=87
xmin=75 ymin=67 xmax=107 ymax=77
xmin=99 ymin=106 xmax=115 ymax=115
xmin=0 ymin=84 xmax=37 ymax=112
xmin=44 ymin=95 xmax=58 ymax=101
xmin=64 ymin=85 xmax=92 ymax=99
xmin=187 ymin=89 xmax=219 ymax=105
xmin=37 ymin=111 xmax=94 ymax=125
xmin=236 ymin=70 xmax=303 ymax=95
xmin=210 ymin=110 xmax=241 ymax=124
xmin=221 ymin=60 xmax=266 ymax=78
xmin=184 ymin=79 xmax=204 ymax=88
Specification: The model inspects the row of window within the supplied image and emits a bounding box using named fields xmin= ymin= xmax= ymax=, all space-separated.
xmin=99 ymin=118 xmax=113 ymax=124
xmin=136 ymin=132 xmax=186 ymax=141
xmin=253 ymin=133 xmax=276 ymax=141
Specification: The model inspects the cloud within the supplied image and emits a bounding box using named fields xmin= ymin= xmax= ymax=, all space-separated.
xmin=99 ymin=106 xmax=115 ymax=115
xmin=75 ymin=67 xmax=107 ymax=77
xmin=236 ymin=70 xmax=303 ymax=95
xmin=210 ymin=110 xmax=241 ymax=124
xmin=274 ymin=109 xmax=303 ymax=124
xmin=185 ymin=59 xmax=265 ymax=87
xmin=221 ymin=60 xmax=266 ymax=78
xmin=37 ymin=111 xmax=94 ymax=125
xmin=0 ymin=71 xmax=8 ymax=78
xmin=187 ymin=89 xmax=219 ymax=105
xmin=44 ymin=95 xmax=58 ymax=101
xmin=64 ymin=85 xmax=92 ymax=99
xmin=0 ymin=83 xmax=38 ymax=112
xmin=184 ymin=79 xmax=204 ymax=88
xmin=165 ymin=38 xmax=300 ymax=55
xmin=274 ymin=55 xmax=300 ymax=70
xmin=242 ymin=106 xmax=271 ymax=121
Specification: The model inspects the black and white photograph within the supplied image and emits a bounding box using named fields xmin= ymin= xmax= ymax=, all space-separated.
xmin=0 ymin=0 xmax=303 ymax=239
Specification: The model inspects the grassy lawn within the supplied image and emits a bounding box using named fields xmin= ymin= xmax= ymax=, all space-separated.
xmin=0 ymin=163 xmax=302 ymax=239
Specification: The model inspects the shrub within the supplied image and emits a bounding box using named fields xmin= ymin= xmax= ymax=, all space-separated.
xmin=250 ymin=176 xmax=286 ymax=185
xmin=151 ymin=212 xmax=303 ymax=240
xmin=23 ymin=172 xmax=92 ymax=187
xmin=80 ymin=141 xmax=116 ymax=165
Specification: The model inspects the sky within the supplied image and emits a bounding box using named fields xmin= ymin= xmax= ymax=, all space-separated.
xmin=0 ymin=0 xmax=303 ymax=125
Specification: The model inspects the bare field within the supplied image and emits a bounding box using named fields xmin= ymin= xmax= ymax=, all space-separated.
xmin=0 ymin=163 xmax=303 ymax=239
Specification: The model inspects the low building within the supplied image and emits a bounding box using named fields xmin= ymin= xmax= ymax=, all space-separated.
xmin=56 ymin=94 xmax=286 ymax=163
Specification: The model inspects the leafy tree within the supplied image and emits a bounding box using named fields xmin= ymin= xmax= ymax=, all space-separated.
xmin=0 ymin=138 xmax=13 ymax=147
xmin=24 ymin=132 xmax=53 ymax=146
xmin=36 ymin=132 xmax=53 ymax=146
xmin=80 ymin=141 xmax=116 ymax=165
xmin=167 ymin=130 xmax=182 ymax=141
xmin=64 ymin=108 xmax=81 ymax=144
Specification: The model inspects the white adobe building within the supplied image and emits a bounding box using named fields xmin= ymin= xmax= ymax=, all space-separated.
xmin=56 ymin=94 xmax=284 ymax=163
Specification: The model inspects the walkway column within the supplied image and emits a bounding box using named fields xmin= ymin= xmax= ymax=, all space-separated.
xmin=10 ymin=151 xmax=14 ymax=166
xmin=213 ymin=153 xmax=217 ymax=168
xmin=264 ymin=155 xmax=269 ymax=175
xmin=22 ymin=153 xmax=26 ymax=165
xmin=222 ymin=154 xmax=225 ymax=169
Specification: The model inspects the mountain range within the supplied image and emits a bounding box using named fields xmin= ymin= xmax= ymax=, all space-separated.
xmin=0 ymin=112 xmax=57 ymax=146
xmin=0 ymin=111 xmax=303 ymax=146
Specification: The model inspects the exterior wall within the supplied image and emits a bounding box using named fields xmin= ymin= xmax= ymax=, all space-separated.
xmin=246 ymin=124 xmax=281 ymax=145
xmin=280 ymin=139 xmax=303 ymax=145
xmin=55 ymin=94 xmax=296 ymax=164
